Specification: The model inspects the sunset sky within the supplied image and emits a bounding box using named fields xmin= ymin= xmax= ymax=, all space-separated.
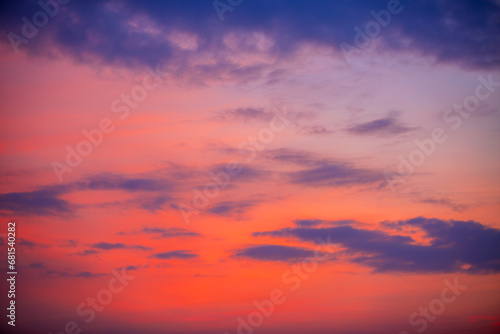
xmin=0 ymin=1 xmax=500 ymax=333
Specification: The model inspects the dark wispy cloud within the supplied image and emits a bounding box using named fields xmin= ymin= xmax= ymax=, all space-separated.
xmin=123 ymin=265 xmax=146 ymax=271
xmin=91 ymin=242 xmax=128 ymax=250
xmin=293 ymin=219 xmax=361 ymax=227
xmin=209 ymin=164 xmax=268 ymax=182
xmin=46 ymin=270 xmax=107 ymax=279
xmin=264 ymin=148 xmax=385 ymax=188
xmin=288 ymin=163 xmax=384 ymax=187
xmin=233 ymin=244 xmax=318 ymax=262
xmin=17 ymin=238 xmax=50 ymax=250
xmin=134 ymin=195 xmax=171 ymax=212
xmin=150 ymin=250 xmax=199 ymax=260
xmin=213 ymin=106 xmax=313 ymax=127
xmin=347 ymin=112 xmax=415 ymax=136
xmin=215 ymin=107 xmax=273 ymax=122
xmin=0 ymin=188 xmax=72 ymax=216
xmin=265 ymin=148 xmax=322 ymax=166
xmin=417 ymin=197 xmax=469 ymax=213
xmin=58 ymin=239 xmax=78 ymax=247
xmin=254 ymin=217 xmax=500 ymax=274
xmin=31 ymin=263 xmax=112 ymax=279
xmin=118 ymin=226 xmax=201 ymax=238
xmin=91 ymin=242 xmax=153 ymax=251
xmin=75 ymin=174 xmax=172 ymax=192
xmin=142 ymin=226 xmax=201 ymax=237
xmin=0 ymin=173 xmax=174 ymax=216
xmin=294 ymin=219 xmax=328 ymax=227
xmin=297 ymin=125 xmax=333 ymax=136
xmin=29 ymin=261 xmax=45 ymax=269
xmin=207 ymin=200 xmax=257 ymax=216
xmin=76 ymin=249 xmax=99 ymax=256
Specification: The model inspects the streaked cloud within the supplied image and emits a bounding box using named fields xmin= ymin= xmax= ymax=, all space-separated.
xmin=233 ymin=244 xmax=319 ymax=262
xmin=91 ymin=242 xmax=153 ymax=251
xmin=347 ymin=112 xmax=415 ymax=136
xmin=150 ymin=250 xmax=199 ymax=260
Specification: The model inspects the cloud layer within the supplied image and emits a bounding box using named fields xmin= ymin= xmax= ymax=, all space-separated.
xmin=1 ymin=0 xmax=498 ymax=73
xmin=253 ymin=217 xmax=500 ymax=274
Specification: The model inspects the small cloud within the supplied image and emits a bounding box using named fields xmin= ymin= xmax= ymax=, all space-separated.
xmin=77 ymin=174 xmax=172 ymax=192
xmin=18 ymin=238 xmax=49 ymax=249
xmin=91 ymin=242 xmax=152 ymax=251
xmin=46 ymin=270 xmax=107 ymax=279
xmin=294 ymin=219 xmax=325 ymax=227
xmin=131 ymin=245 xmax=154 ymax=251
xmin=20 ymin=239 xmax=37 ymax=249
xmin=233 ymin=244 xmax=319 ymax=262
xmin=298 ymin=125 xmax=333 ymax=135
xmin=29 ymin=261 xmax=45 ymax=269
xmin=150 ymin=250 xmax=198 ymax=260
xmin=92 ymin=242 xmax=127 ymax=250
xmin=76 ymin=249 xmax=99 ymax=256
xmin=58 ymin=240 xmax=78 ymax=247
xmin=0 ymin=188 xmax=72 ymax=216
xmin=418 ymin=197 xmax=468 ymax=212
xmin=141 ymin=227 xmax=201 ymax=238
xmin=265 ymin=148 xmax=322 ymax=166
xmin=347 ymin=112 xmax=416 ymax=136
xmin=288 ymin=163 xmax=383 ymax=187
xmin=215 ymin=107 xmax=273 ymax=122
xmin=124 ymin=265 xmax=142 ymax=271
xmin=207 ymin=201 xmax=255 ymax=216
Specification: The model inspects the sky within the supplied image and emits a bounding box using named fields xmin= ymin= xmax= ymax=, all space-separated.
xmin=0 ymin=0 xmax=499 ymax=333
